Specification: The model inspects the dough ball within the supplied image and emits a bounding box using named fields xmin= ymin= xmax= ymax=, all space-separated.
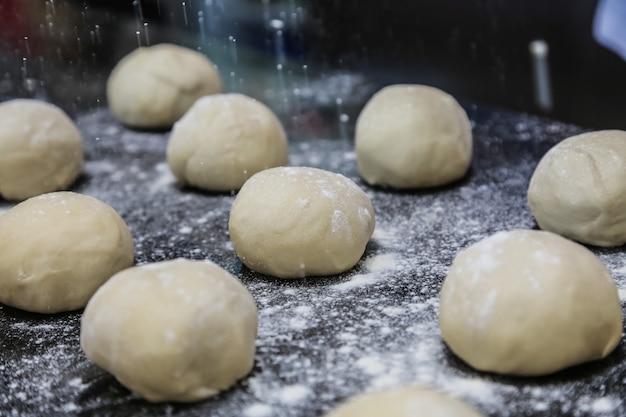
xmin=228 ymin=166 xmax=375 ymax=278
xmin=439 ymin=229 xmax=622 ymax=376
xmin=355 ymin=84 xmax=472 ymax=189
xmin=324 ymin=386 xmax=485 ymax=417
xmin=107 ymin=43 xmax=222 ymax=129
xmin=80 ymin=258 xmax=258 ymax=403
xmin=528 ymin=130 xmax=626 ymax=246
xmin=0 ymin=192 xmax=133 ymax=313
xmin=167 ymin=94 xmax=288 ymax=191
xmin=0 ymin=99 xmax=83 ymax=201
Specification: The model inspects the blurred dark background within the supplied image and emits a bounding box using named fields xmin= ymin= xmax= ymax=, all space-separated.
xmin=0 ymin=0 xmax=624 ymax=130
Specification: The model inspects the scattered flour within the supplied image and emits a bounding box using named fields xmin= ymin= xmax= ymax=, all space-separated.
xmin=1 ymin=109 xmax=623 ymax=417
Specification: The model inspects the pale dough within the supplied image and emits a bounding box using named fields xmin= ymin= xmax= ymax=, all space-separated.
xmin=80 ymin=258 xmax=258 ymax=403
xmin=528 ymin=129 xmax=626 ymax=246
xmin=355 ymin=84 xmax=472 ymax=188
xmin=0 ymin=192 xmax=133 ymax=313
xmin=439 ymin=229 xmax=622 ymax=376
xmin=228 ymin=166 xmax=375 ymax=278
xmin=107 ymin=43 xmax=222 ymax=128
xmin=0 ymin=99 xmax=83 ymax=200
xmin=323 ymin=386 xmax=485 ymax=417
xmin=167 ymin=94 xmax=288 ymax=191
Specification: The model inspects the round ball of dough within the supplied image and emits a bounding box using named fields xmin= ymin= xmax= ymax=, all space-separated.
xmin=355 ymin=84 xmax=472 ymax=189
xmin=439 ymin=229 xmax=622 ymax=376
xmin=80 ymin=258 xmax=258 ymax=403
xmin=0 ymin=99 xmax=83 ymax=201
xmin=324 ymin=386 xmax=485 ymax=417
xmin=228 ymin=166 xmax=375 ymax=278
xmin=528 ymin=130 xmax=626 ymax=246
xmin=107 ymin=43 xmax=222 ymax=129
xmin=0 ymin=192 xmax=133 ymax=313
xmin=167 ymin=94 xmax=288 ymax=191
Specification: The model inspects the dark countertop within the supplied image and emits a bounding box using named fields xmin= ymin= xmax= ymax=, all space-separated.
xmin=1 ymin=104 xmax=625 ymax=417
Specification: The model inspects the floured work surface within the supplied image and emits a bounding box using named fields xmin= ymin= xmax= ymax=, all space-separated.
xmin=1 ymin=106 xmax=625 ymax=417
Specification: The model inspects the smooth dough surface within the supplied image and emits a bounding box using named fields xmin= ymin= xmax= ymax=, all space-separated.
xmin=0 ymin=99 xmax=83 ymax=200
xmin=355 ymin=84 xmax=472 ymax=188
xmin=0 ymin=192 xmax=133 ymax=313
xmin=107 ymin=43 xmax=222 ymax=128
xmin=528 ymin=129 xmax=626 ymax=246
xmin=167 ymin=94 xmax=288 ymax=191
xmin=323 ymin=386 xmax=485 ymax=417
xmin=439 ymin=229 xmax=622 ymax=376
xmin=228 ymin=166 xmax=375 ymax=278
xmin=80 ymin=258 xmax=258 ymax=403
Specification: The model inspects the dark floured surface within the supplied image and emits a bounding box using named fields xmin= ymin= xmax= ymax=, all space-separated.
xmin=1 ymin=106 xmax=625 ymax=417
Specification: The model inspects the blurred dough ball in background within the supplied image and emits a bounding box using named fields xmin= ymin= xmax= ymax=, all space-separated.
xmin=0 ymin=192 xmax=134 ymax=314
xmin=167 ymin=93 xmax=288 ymax=192
xmin=229 ymin=166 xmax=375 ymax=278
xmin=106 ymin=43 xmax=222 ymax=129
xmin=355 ymin=84 xmax=472 ymax=189
xmin=323 ymin=386 xmax=485 ymax=417
xmin=81 ymin=259 xmax=258 ymax=403
xmin=439 ymin=229 xmax=622 ymax=376
xmin=528 ymin=130 xmax=626 ymax=246
xmin=0 ymin=99 xmax=83 ymax=201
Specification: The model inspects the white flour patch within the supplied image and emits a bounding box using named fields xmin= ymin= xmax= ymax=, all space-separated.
xmin=243 ymin=403 xmax=274 ymax=417
xmin=364 ymin=253 xmax=400 ymax=271
xmin=591 ymin=396 xmax=620 ymax=413
xmin=616 ymin=264 xmax=626 ymax=275
xmin=179 ymin=225 xmax=193 ymax=234
xmin=2 ymin=109 xmax=621 ymax=417
xmin=149 ymin=162 xmax=177 ymax=194
xmin=332 ymin=273 xmax=380 ymax=290
xmin=276 ymin=384 xmax=311 ymax=405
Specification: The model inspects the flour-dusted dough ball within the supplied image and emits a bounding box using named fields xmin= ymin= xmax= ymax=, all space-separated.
xmin=324 ymin=386 xmax=485 ymax=417
xmin=439 ymin=229 xmax=622 ymax=376
xmin=228 ymin=167 xmax=375 ymax=278
xmin=167 ymin=94 xmax=288 ymax=191
xmin=355 ymin=84 xmax=472 ymax=188
xmin=107 ymin=43 xmax=222 ymax=128
xmin=528 ymin=130 xmax=626 ymax=246
xmin=0 ymin=99 xmax=83 ymax=201
xmin=0 ymin=192 xmax=133 ymax=313
xmin=80 ymin=259 xmax=258 ymax=403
